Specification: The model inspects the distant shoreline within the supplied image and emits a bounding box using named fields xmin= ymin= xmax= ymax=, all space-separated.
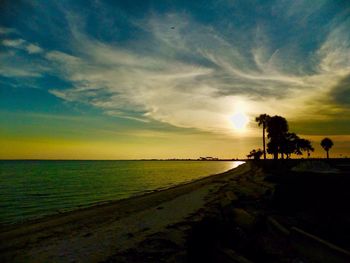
xmin=1 ymin=158 xmax=348 ymax=161
xmin=0 ymin=159 xmax=243 ymax=161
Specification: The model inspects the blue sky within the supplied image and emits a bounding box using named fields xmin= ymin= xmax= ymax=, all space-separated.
xmin=1 ymin=0 xmax=349 ymax=159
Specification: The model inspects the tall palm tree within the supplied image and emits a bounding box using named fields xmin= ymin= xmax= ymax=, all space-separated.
xmin=255 ymin=114 xmax=270 ymax=160
xmin=321 ymin=137 xmax=333 ymax=159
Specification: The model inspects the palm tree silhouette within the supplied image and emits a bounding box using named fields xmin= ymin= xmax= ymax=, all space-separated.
xmin=247 ymin=149 xmax=263 ymax=160
xmin=255 ymin=114 xmax=270 ymax=160
xmin=278 ymin=133 xmax=314 ymax=159
xmin=266 ymin=115 xmax=288 ymax=160
xmin=280 ymin=132 xmax=298 ymax=158
xmin=321 ymin=137 xmax=333 ymax=159
xmin=297 ymin=138 xmax=314 ymax=158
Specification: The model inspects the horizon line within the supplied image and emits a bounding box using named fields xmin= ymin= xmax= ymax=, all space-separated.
xmin=0 ymin=157 xmax=348 ymax=161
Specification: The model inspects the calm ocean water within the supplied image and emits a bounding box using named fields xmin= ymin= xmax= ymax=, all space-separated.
xmin=0 ymin=160 xmax=243 ymax=225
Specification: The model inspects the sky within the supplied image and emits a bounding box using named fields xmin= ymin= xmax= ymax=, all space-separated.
xmin=0 ymin=0 xmax=349 ymax=159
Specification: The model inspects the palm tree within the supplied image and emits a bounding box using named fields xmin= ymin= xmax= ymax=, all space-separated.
xmin=281 ymin=132 xmax=299 ymax=159
xmin=286 ymin=136 xmax=314 ymax=158
xmin=279 ymin=133 xmax=314 ymax=159
xmin=247 ymin=149 xmax=263 ymax=160
xmin=321 ymin=138 xmax=333 ymax=159
xmin=266 ymin=116 xmax=288 ymax=160
xmin=297 ymin=138 xmax=314 ymax=158
xmin=255 ymin=114 xmax=270 ymax=160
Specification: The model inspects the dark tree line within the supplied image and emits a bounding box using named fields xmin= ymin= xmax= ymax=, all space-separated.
xmin=250 ymin=114 xmax=314 ymax=160
xmin=250 ymin=114 xmax=335 ymax=160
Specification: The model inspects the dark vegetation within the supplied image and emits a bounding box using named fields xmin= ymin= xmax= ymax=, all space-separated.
xmin=249 ymin=114 xmax=334 ymax=160
xmin=321 ymin=137 xmax=334 ymax=159
xmin=185 ymin=159 xmax=350 ymax=263
xmin=263 ymin=159 xmax=350 ymax=249
xmin=246 ymin=149 xmax=263 ymax=160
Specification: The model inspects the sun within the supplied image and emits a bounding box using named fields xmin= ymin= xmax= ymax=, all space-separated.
xmin=231 ymin=111 xmax=249 ymax=131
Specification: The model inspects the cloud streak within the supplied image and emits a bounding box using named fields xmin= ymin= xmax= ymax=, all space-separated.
xmin=2 ymin=2 xmax=350 ymax=136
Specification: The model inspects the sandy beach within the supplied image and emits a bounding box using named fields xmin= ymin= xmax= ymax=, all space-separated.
xmin=0 ymin=162 xmax=256 ymax=262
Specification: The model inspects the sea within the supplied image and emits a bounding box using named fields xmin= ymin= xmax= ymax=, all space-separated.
xmin=0 ymin=160 xmax=244 ymax=225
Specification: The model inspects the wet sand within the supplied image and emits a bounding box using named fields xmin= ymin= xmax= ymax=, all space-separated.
xmin=0 ymin=162 xmax=253 ymax=262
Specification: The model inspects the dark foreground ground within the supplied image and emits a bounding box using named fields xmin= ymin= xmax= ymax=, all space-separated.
xmin=107 ymin=158 xmax=350 ymax=263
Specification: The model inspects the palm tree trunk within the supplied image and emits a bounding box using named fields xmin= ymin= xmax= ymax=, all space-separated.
xmin=263 ymin=124 xmax=266 ymax=160
xmin=327 ymin=150 xmax=329 ymax=159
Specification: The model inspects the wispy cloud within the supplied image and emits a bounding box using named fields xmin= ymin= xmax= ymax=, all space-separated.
xmin=0 ymin=26 xmax=17 ymax=34
xmin=0 ymin=37 xmax=44 ymax=77
xmin=0 ymin=67 xmax=42 ymax=78
xmin=44 ymin=11 xmax=347 ymax=133
xmin=2 ymin=2 xmax=350 ymax=135
xmin=2 ymin=38 xmax=25 ymax=47
xmin=1 ymin=38 xmax=43 ymax=54
xmin=25 ymin=43 xmax=43 ymax=54
xmin=0 ymin=49 xmax=46 ymax=78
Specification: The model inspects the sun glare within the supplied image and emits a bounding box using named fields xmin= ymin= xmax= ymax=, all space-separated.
xmin=231 ymin=111 xmax=249 ymax=131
